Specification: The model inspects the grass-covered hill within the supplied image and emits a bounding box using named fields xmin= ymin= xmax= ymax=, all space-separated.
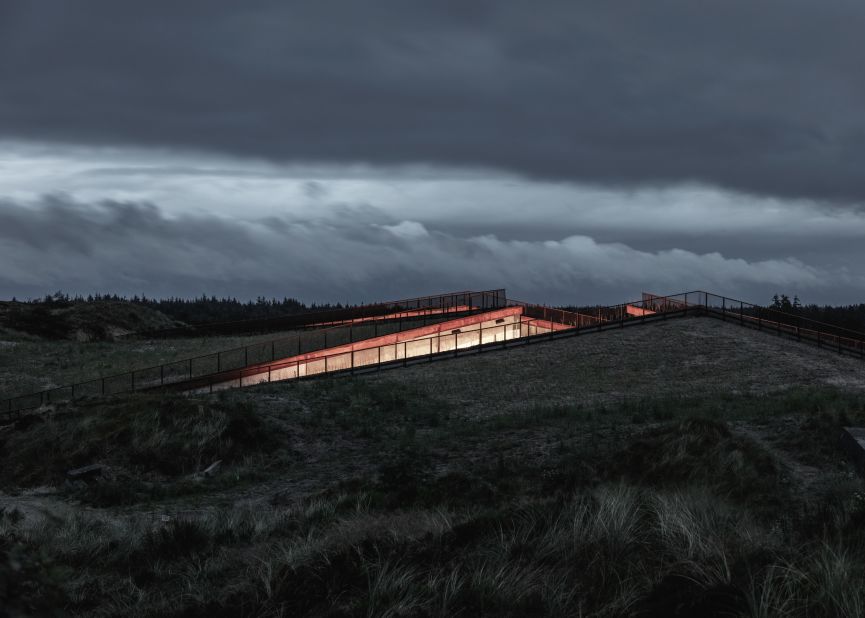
xmin=1 ymin=317 xmax=864 ymax=616
xmin=0 ymin=300 xmax=183 ymax=341
xmin=2 ymin=385 xmax=864 ymax=617
xmin=0 ymin=292 xmax=338 ymax=342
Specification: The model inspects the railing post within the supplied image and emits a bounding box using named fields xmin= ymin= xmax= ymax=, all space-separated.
xmin=189 ymin=358 xmax=193 ymax=379
xmin=217 ymin=351 xmax=221 ymax=372
xmin=160 ymin=365 xmax=164 ymax=386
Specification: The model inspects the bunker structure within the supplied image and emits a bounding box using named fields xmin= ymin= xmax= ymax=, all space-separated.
xmin=3 ymin=289 xmax=865 ymax=423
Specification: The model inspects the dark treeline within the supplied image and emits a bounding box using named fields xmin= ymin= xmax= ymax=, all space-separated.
xmin=139 ymin=296 xmax=346 ymax=324
xmin=11 ymin=291 xmax=346 ymax=325
xmin=769 ymin=293 xmax=865 ymax=333
xmin=8 ymin=291 xmax=865 ymax=333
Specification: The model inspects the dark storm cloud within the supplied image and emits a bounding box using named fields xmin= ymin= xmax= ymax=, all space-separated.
xmin=0 ymin=195 xmax=847 ymax=305
xmin=2 ymin=1 xmax=865 ymax=202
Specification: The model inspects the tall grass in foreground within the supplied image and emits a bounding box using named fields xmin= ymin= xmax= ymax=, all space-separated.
xmin=3 ymin=385 xmax=865 ymax=616
xmin=6 ymin=481 xmax=848 ymax=616
xmin=240 ymin=484 xmax=861 ymax=617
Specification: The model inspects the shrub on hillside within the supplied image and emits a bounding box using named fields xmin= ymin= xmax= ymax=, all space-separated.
xmin=610 ymin=418 xmax=788 ymax=509
xmin=0 ymin=395 xmax=277 ymax=489
xmin=3 ymin=304 xmax=70 ymax=340
xmin=0 ymin=535 xmax=67 ymax=618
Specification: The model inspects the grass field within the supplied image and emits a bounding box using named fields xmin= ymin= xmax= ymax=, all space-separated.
xmin=2 ymin=317 xmax=865 ymax=616
xmin=0 ymin=330 xmax=293 ymax=397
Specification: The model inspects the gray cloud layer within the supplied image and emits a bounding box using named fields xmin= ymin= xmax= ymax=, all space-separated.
xmin=2 ymin=1 xmax=865 ymax=202
xmin=0 ymin=195 xmax=849 ymax=305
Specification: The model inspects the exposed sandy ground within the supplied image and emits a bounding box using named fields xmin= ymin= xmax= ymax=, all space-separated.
xmin=361 ymin=315 xmax=865 ymax=417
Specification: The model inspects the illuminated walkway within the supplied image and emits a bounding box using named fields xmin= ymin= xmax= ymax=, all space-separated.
xmin=7 ymin=290 xmax=859 ymax=422
xmin=185 ymin=305 xmax=577 ymax=393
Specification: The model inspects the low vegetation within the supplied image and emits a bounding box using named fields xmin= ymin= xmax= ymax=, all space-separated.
xmin=0 ymin=292 xmax=341 ymax=340
xmin=0 ymin=299 xmax=182 ymax=341
xmin=0 ymin=395 xmax=292 ymax=506
xmin=0 ymin=330 xmax=290 ymax=398
xmin=1 ymin=379 xmax=864 ymax=616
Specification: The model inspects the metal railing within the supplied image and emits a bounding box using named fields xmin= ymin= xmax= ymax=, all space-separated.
xmin=126 ymin=289 xmax=507 ymax=338
xmin=3 ymin=289 xmax=863 ymax=422
xmin=1 ymin=291 xmax=696 ymax=420
xmin=506 ymin=298 xmax=605 ymax=328
xmin=160 ymin=292 xmax=702 ymax=395
xmin=702 ymin=291 xmax=865 ymax=357
xmin=146 ymin=290 xmax=865 ymax=396
xmin=1 ymin=290 xmax=505 ymax=418
xmin=564 ymin=290 xmax=705 ymax=324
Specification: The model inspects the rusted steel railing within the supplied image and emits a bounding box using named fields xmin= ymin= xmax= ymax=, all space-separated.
xmin=0 ymin=289 xmax=505 ymax=419
xmin=3 ymin=289 xmax=863 ymax=423
xmin=126 ymin=289 xmax=507 ymax=338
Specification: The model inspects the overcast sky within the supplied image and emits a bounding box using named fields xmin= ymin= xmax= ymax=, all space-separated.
xmin=1 ymin=1 xmax=863 ymax=305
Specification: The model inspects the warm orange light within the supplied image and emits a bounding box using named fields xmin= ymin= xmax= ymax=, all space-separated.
xmin=626 ymin=305 xmax=655 ymax=316
xmin=187 ymin=306 xmax=559 ymax=393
